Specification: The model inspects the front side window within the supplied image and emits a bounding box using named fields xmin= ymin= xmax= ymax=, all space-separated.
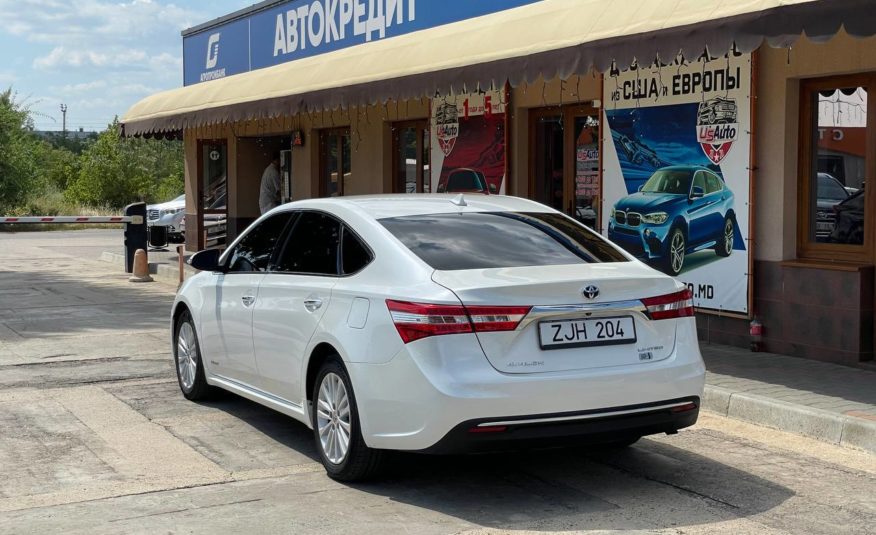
xmin=801 ymin=77 xmax=870 ymax=251
xmin=226 ymin=213 xmax=294 ymax=273
xmin=380 ymin=211 xmax=628 ymax=271
xmin=692 ymin=171 xmax=707 ymax=195
xmin=274 ymin=212 xmax=341 ymax=275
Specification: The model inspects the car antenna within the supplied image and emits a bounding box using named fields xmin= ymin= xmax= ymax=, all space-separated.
xmin=450 ymin=194 xmax=467 ymax=207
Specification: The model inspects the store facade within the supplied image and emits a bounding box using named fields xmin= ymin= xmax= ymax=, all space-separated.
xmin=124 ymin=0 xmax=876 ymax=365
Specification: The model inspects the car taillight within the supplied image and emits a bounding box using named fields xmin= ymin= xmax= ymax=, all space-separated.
xmin=466 ymin=306 xmax=531 ymax=332
xmin=386 ymin=300 xmax=531 ymax=343
xmin=641 ymin=289 xmax=694 ymax=320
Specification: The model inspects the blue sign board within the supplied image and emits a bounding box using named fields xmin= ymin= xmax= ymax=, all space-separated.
xmin=183 ymin=0 xmax=541 ymax=86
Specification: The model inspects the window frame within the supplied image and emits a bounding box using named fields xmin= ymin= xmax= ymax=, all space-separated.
xmin=797 ymin=73 xmax=875 ymax=262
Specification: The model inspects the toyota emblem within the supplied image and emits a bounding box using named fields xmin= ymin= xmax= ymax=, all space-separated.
xmin=582 ymin=285 xmax=600 ymax=300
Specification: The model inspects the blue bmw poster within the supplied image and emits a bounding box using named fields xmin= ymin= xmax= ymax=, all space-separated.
xmin=602 ymin=54 xmax=752 ymax=315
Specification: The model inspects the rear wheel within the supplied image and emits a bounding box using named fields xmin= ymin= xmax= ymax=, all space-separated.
xmin=663 ymin=228 xmax=686 ymax=276
xmin=715 ymin=216 xmax=734 ymax=257
xmin=174 ymin=310 xmax=211 ymax=401
xmin=312 ymin=358 xmax=384 ymax=481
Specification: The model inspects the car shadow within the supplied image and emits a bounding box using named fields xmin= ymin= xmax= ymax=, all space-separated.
xmin=194 ymin=391 xmax=794 ymax=532
xmin=343 ymin=439 xmax=793 ymax=532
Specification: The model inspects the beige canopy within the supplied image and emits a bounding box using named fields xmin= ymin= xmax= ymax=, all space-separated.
xmin=122 ymin=0 xmax=876 ymax=136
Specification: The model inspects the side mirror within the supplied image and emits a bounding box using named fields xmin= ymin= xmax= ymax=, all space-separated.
xmin=488 ymin=183 xmax=498 ymax=194
xmin=189 ymin=248 xmax=224 ymax=272
xmin=637 ymin=185 xmax=644 ymax=192
xmin=690 ymin=186 xmax=705 ymax=199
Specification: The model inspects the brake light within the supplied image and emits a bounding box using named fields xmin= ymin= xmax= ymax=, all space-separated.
xmin=386 ymin=300 xmax=531 ymax=343
xmin=641 ymin=289 xmax=694 ymax=320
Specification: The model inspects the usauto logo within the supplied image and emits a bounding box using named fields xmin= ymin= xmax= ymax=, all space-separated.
xmin=696 ymin=97 xmax=739 ymax=164
xmin=200 ymin=33 xmax=226 ymax=83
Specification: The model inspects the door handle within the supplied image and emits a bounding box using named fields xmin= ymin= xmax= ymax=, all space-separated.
xmin=241 ymin=295 xmax=255 ymax=307
xmin=304 ymin=297 xmax=323 ymax=312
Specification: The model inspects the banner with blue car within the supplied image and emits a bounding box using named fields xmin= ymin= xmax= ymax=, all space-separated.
xmin=602 ymin=54 xmax=751 ymax=315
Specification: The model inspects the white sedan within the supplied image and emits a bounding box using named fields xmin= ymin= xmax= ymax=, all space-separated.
xmin=173 ymin=195 xmax=705 ymax=481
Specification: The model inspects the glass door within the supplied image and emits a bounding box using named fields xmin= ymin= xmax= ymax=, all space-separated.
xmin=392 ymin=120 xmax=430 ymax=193
xmin=198 ymin=140 xmax=228 ymax=249
xmin=529 ymin=106 xmax=602 ymax=230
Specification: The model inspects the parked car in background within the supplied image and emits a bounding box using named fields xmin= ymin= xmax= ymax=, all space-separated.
xmin=174 ymin=195 xmax=704 ymax=481
xmin=147 ymin=194 xmax=185 ymax=243
xmin=436 ymin=168 xmax=497 ymax=194
xmin=815 ymin=173 xmax=850 ymax=241
xmin=829 ymin=188 xmax=865 ymax=245
xmin=608 ymin=165 xmax=736 ymax=276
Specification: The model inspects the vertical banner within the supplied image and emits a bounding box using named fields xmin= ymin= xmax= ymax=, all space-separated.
xmin=430 ymin=91 xmax=507 ymax=194
xmin=602 ymin=54 xmax=752 ymax=314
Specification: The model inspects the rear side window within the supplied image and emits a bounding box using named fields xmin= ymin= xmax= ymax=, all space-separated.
xmin=341 ymin=228 xmax=372 ymax=274
xmin=380 ymin=212 xmax=628 ymax=270
xmin=226 ymin=212 xmax=294 ymax=273
xmin=274 ymin=212 xmax=341 ymax=275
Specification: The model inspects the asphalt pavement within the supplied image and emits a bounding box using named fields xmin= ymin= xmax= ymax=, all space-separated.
xmin=1 ymin=229 xmax=874 ymax=534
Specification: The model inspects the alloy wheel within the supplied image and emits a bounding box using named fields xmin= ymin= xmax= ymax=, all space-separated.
xmin=670 ymin=232 xmax=685 ymax=274
xmin=176 ymin=322 xmax=198 ymax=390
xmin=724 ymin=220 xmax=734 ymax=255
xmin=316 ymin=372 xmax=352 ymax=465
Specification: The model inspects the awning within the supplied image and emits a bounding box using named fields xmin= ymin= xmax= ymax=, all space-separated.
xmin=122 ymin=0 xmax=876 ymax=136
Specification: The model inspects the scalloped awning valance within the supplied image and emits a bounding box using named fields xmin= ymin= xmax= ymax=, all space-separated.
xmin=122 ymin=0 xmax=876 ymax=136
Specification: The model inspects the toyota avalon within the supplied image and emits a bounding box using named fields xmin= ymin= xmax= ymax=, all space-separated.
xmin=172 ymin=195 xmax=705 ymax=481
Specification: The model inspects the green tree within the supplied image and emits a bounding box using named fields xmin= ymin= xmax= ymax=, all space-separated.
xmin=0 ymin=89 xmax=43 ymax=212
xmin=67 ymin=119 xmax=184 ymax=208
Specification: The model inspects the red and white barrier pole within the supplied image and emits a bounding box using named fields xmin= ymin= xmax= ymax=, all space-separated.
xmin=0 ymin=216 xmax=141 ymax=224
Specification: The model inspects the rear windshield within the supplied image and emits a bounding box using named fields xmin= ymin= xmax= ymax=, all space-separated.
xmin=380 ymin=212 xmax=629 ymax=270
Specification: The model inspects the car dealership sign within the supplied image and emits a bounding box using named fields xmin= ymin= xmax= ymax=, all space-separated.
xmin=183 ymin=0 xmax=541 ymax=86
xmin=602 ymin=54 xmax=752 ymax=315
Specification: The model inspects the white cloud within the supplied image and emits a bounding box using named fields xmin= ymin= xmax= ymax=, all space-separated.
xmin=33 ymin=46 xmax=151 ymax=69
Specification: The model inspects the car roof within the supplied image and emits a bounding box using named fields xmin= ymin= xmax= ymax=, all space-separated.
xmin=275 ymin=194 xmax=554 ymax=220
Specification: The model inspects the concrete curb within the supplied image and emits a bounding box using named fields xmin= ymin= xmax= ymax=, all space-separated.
xmin=703 ymin=385 xmax=876 ymax=453
xmin=99 ymin=251 xmax=195 ymax=287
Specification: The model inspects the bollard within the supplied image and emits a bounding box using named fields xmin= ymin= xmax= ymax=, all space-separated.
xmin=129 ymin=249 xmax=153 ymax=283
xmin=123 ymin=202 xmax=148 ymax=273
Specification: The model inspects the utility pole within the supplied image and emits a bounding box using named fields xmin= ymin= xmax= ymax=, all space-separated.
xmin=60 ymin=104 xmax=67 ymax=138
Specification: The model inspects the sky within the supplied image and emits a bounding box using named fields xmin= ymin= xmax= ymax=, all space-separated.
xmin=0 ymin=0 xmax=252 ymax=132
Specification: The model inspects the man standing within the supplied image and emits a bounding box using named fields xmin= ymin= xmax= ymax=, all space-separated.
xmin=259 ymin=153 xmax=282 ymax=214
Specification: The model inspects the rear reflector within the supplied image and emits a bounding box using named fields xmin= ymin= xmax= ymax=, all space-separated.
xmin=468 ymin=425 xmax=507 ymax=434
xmin=671 ymin=402 xmax=698 ymax=413
xmin=386 ymin=300 xmax=531 ymax=343
xmin=641 ymin=289 xmax=695 ymax=320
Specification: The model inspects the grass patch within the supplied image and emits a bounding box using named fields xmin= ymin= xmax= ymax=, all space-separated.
xmin=1 ymin=191 xmax=124 ymax=232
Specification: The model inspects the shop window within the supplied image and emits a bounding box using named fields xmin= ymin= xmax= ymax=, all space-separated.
xmin=201 ymin=142 xmax=227 ymax=211
xmin=319 ymin=128 xmax=352 ymax=197
xmin=392 ymin=120 xmax=430 ymax=193
xmin=798 ymin=75 xmax=874 ymax=261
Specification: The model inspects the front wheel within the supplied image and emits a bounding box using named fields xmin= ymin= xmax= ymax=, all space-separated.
xmin=715 ymin=216 xmax=734 ymax=257
xmin=663 ymin=228 xmax=686 ymax=277
xmin=174 ymin=310 xmax=212 ymax=401
xmin=312 ymin=358 xmax=384 ymax=481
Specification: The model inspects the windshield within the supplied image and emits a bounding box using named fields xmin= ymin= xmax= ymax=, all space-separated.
xmin=641 ymin=169 xmax=693 ymax=194
xmin=173 ymin=195 xmax=185 ymax=203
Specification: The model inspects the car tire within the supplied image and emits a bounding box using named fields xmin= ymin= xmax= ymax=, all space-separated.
xmin=174 ymin=310 xmax=212 ymax=401
xmin=715 ymin=216 xmax=734 ymax=257
xmin=312 ymin=358 xmax=384 ymax=482
xmin=663 ymin=227 xmax=686 ymax=277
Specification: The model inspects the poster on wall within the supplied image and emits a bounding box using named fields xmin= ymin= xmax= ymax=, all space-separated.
xmin=430 ymin=90 xmax=506 ymax=195
xmin=602 ymin=54 xmax=752 ymax=314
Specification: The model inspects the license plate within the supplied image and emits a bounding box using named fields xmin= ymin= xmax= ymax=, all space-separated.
xmin=816 ymin=222 xmax=833 ymax=232
xmin=538 ymin=316 xmax=637 ymax=350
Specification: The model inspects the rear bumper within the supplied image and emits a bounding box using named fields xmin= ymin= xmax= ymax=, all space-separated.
xmin=349 ymin=319 xmax=705 ymax=451
xmin=419 ymin=397 xmax=699 ymax=454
